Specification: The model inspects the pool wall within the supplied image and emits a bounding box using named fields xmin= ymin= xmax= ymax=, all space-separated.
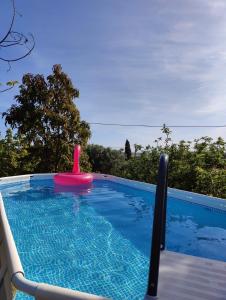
xmin=93 ymin=173 xmax=226 ymax=211
xmin=0 ymin=172 xmax=225 ymax=210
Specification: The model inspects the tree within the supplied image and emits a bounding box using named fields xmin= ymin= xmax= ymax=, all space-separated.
xmin=161 ymin=124 xmax=172 ymax=148
xmin=0 ymin=129 xmax=30 ymax=176
xmin=134 ymin=144 xmax=142 ymax=157
xmin=86 ymin=130 xmax=226 ymax=198
xmin=125 ymin=139 xmax=132 ymax=160
xmin=3 ymin=64 xmax=91 ymax=172
xmin=0 ymin=128 xmax=18 ymax=176
xmin=0 ymin=0 xmax=35 ymax=92
xmin=87 ymin=144 xmax=125 ymax=175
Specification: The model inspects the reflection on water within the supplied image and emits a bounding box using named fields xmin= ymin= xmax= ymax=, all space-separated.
xmin=54 ymin=183 xmax=93 ymax=216
xmin=54 ymin=183 xmax=93 ymax=196
xmin=88 ymin=181 xmax=226 ymax=261
xmin=128 ymin=197 xmax=150 ymax=222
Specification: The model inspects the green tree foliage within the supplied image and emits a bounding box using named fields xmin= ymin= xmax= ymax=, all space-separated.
xmin=161 ymin=123 xmax=172 ymax=148
xmin=0 ymin=81 xmax=19 ymax=93
xmin=0 ymin=129 xmax=18 ymax=176
xmin=3 ymin=65 xmax=91 ymax=172
xmin=87 ymin=127 xmax=226 ymax=198
xmin=125 ymin=139 xmax=132 ymax=160
xmin=134 ymin=144 xmax=143 ymax=157
xmin=86 ymin=144 xmax=125 ymax=175
xmin=0 ymin=129 xmax=30 ymax=176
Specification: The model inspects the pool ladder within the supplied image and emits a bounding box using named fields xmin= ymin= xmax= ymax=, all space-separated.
xmin=146 ymin=153 xmax=169 ymax=298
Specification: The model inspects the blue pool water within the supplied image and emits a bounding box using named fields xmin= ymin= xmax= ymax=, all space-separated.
xmin=1 ymin=179 xmax=226 ymax=300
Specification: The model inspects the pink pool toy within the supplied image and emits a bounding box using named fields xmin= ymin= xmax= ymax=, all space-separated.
xmin=54 ymin=145 xmax=93 ymax=186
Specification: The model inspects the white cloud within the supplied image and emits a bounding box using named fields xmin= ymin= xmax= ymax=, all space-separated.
xmin=195 ymin=96 xmax=226 ymax=115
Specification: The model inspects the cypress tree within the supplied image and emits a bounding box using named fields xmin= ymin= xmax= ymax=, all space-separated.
xmin=125 ymin=139 xmax=132 ymax=160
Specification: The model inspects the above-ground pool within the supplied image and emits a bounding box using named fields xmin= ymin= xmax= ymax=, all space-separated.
xmin=1 ymin=176 xmax=226 ymax=299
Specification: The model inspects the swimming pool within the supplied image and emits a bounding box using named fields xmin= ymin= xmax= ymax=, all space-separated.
xmin=1 ymin=175 xmax=226 ymax=299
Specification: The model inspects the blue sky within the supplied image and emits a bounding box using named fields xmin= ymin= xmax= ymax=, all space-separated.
xmin=0 ymin=0 xmax=226 ymax=148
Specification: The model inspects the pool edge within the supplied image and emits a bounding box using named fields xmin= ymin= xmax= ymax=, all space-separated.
xmin=0 ymin=173 xmax=225 ymax=212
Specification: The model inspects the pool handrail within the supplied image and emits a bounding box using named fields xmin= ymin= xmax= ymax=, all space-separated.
xmin=0 ymin=194 xmax=109 ymax=300
xmin=146 ymin=153 xmax=169 ymax=297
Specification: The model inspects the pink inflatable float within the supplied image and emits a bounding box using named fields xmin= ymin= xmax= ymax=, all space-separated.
xmin=54 ymin=145 xmax=93 ymax=186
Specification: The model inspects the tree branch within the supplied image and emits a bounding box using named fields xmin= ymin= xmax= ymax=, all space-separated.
xmin=0 ymin=85 xmax=14 ymax=93
xmin=0 ymin=0 xmax=16 ymax=44
xmin=0 ymin=32 xmax=23 ymax=47
xmin=0 ymin=33 xmax=35 ymax=62
xmin=0 ymin=1 xmax=35 ymax=64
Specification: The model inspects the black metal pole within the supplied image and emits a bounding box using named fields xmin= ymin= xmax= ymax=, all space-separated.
xmin=146 ymin=154 xmax=169 ymax=297
xmin=160 ymin=163 xmax=168 ymax=251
